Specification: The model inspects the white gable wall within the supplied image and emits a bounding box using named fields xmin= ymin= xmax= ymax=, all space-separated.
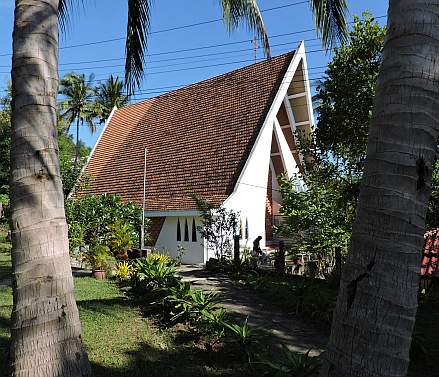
xmin=223 ymin=43 xmax=307 ymax=249
xmin=154 ymin=216 xmax=206 ymax=264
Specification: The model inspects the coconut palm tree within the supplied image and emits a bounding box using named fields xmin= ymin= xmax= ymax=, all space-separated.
xmin=95 ymin=75 xmax=129 ymax=123
xmin=59 ymin=73 xmax=97 ymax=170
xmin=8 ymin=1 xmax=278 ymax=376
xmin=318 ymin=1 xmax=439 ymax=376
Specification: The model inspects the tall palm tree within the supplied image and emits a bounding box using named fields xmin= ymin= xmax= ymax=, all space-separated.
xmin=320 ymin=1 xmax=439 ymax=376
xmin=95 ymin=75 xmax=129 ymax=123
xmin=9 ymin=1 xmax=279 ymax=376
xmin=59 ymin=73 xmax=97 ymax=170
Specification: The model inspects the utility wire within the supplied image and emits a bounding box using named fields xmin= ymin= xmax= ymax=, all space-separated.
xmin=0 ymin=14 xmax=386 ymax=58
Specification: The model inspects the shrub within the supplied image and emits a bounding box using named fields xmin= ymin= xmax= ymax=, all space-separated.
xmin=163 ymin=282 xmax=220 ymax=324
xmin=65 ymin=194 xmax=147 ymax=251
xmin=88 ymin=244 xmax=113 ymax=271
xmin=263 ymin=347 xmax=320 ymax=377
xmin=131 ymin=257 xmax=180 ymax=290
xmin=113 ymin=261 xmax=134 ymax=281
xmin=147 ymin=251 xmax=173 ymax=266
xmin=107 ymin=219 xmax=134 ymax=257
xmin=222 ymin=317 xmax=254 ymax=345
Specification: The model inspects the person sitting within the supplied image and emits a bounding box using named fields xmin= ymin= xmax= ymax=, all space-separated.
xmin=252 ymin=236 xmax=269 ymax=265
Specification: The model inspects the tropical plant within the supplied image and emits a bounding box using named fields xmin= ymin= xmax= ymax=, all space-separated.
xmin=147 ymin=251 xmax=173 ymax=266
xmin=131 ymin=256 xmax=179 ymax=290
xmin=65 ymin=194 xmax=144 ymax=249
xmin=263 ymin=347 xmax=320 ymax=377
xmin=113 ymin=261 xmax=134 ymax=281
xmin=59 ymin=72 xmax=97 ymax=169
xmin=107 ymin=219 xmax=134 ymax=257
xmin=95 ymin=75 xmax=129 ymax=122
xmin=222 ymin=317 xmax=254 ymax=345
xmin=166 ymin=286 xmax=220 ymax=324
xmin=87 ymin=244 xmax=112 ymax=271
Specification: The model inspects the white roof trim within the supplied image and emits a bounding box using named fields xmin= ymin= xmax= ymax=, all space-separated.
xmin=68 ymin=106 xmax=117 ymax=199
xmin=224 ymin=41 xmax=307 ymax=202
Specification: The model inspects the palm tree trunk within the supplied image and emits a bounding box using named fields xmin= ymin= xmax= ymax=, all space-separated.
xmin=74 ymin=117 xmax=80 ymax=171
xmin=321 ymin=1 xmax=439 ymax=376
xmin=10 ymin=1 xmax=91 ymax=376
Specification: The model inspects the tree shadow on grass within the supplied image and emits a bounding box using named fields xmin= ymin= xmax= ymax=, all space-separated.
xmin=90 ymin=338 xmax=268 ymax=377
xmin=76 ymin=297 xmax=135 ymax=315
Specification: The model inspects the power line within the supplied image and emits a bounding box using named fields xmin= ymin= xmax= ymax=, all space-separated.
xmin=55 ymin=43 xmax=322 ymax=73
xmin=0 ymin=1 xmax=310 ymax=57
xmin=0 ymin=14 xmax=387 ymax=58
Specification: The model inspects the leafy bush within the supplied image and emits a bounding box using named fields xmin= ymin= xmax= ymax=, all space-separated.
xmin=113 ymin=261 xmax=134 ymax=281
xmin=107 ymin=219 xmax=134 ymax=256
xmin=88 ymin=244 xmax=113 ymax=271
xmin=163 ymin=282 xmax=220 ymax=324
xmin=65 ymin=194 xmax=147 ymax=252
xmin=222 ymin=317 xmax=254 ymax=345
xmin=147 ymin=251 xmax=173 ymax=266
xmin=131 ymin=257 xmax=179 ymax=290
xmin=263 ymin=347 xmax=320 ymax=377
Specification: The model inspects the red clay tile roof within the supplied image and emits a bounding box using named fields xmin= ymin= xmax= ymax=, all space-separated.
xmin=77 ymin=52 xmax=295 ymax=211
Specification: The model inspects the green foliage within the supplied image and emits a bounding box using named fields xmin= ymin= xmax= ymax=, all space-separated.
xmin=65 ymin=194 xmax=146 ymax=251
xmin=88 ymin=244 xmax=113 ymax=270
xmin=113 ymin=261 xmax=134 ymax=281
xmin=263 ymin=347 xmax=320 ymax=377
xmin=278 ymin=175 xmax=352 ymax=259
xmin=192 ymin=195 xmax=239 ymax=260
xmin=107 ymin=219 xmax=134 ymax=255
xmin=222 ymin=317 xmax=254 ymax=345
xmin=163 ymin=282 xmax=220 ymax=324
xmin=57 ymin=120 xmax=90 ymax=197
xmin=0 ymin=91 xmax=11 ymax=197
xmin=131 ymin=256 xmax=179 ymax=290
xmin=95 ymin=75 xmax=129 ymax=122
xmin=427 ymin=160 xmax=439 ymax=228
xmin=314 ymin=12 xmax=386 ymax=175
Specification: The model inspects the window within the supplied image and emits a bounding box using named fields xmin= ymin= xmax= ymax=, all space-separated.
xmin=192 ymin=218 xmax=197 ymax=242
xmin=184 ymin=219 xmax=189 ymax=242
xmin=177 ymin=218 xmax=181 ymax=241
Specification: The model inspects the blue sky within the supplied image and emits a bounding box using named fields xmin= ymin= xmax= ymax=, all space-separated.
xmin=0 ymin=0 xmax=388 ymax=147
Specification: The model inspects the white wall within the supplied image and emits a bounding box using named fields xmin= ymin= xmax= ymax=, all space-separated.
xmin=223 ymin=120 xmax=274 ymax=249
xmin=154 ymin=216 xmax=206 ymax=264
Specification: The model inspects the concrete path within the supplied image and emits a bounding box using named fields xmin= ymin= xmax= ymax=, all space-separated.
xmin=178 ymin=265 xmax=328 ymax=355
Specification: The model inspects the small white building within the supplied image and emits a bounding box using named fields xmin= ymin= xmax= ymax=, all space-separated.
xmin=76 ymin=42 xmax=313 ymax=264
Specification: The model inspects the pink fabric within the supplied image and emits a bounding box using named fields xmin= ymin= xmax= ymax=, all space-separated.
xmin=421 ymin=229 xmax=439 ymax=276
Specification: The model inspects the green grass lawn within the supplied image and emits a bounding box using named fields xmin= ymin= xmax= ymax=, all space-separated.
xmin=0 ymin=273 xmax=259 ymax=377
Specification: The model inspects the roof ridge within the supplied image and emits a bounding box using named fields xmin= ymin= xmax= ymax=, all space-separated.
xmin=122 ymin=50 xmax=296 ymax=108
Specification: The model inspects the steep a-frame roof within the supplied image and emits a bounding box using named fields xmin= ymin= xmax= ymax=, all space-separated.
xmin=76 ymin=51 xmax=296 ymax=211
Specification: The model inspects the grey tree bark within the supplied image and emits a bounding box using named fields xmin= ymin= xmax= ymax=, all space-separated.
xmin=321 ymin=1 xmax=439 ymax=376
xmin=9 ymin=1 xmax=91 ymax=376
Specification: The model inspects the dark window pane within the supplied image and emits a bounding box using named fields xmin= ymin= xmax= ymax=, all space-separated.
xmin=184 ymin=219 xmax=189 ymax=242
xmin=177 ymin=218 xmax=181 ymax=241
xmin=192 ymin=218 xmax=197 ymax=242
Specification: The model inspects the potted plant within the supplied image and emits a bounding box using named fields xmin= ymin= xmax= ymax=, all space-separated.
xmin=107 ymin=219 xmax=134 ymax=260
xmin=88 ymin=244 xmax=112 ymax=279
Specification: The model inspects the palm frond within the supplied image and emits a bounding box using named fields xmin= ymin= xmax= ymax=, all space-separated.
xmin=310 ymin=0 xmax=348 ymax=49
xmin=220 ymin=0 xmax=270 ymax=59
xmin=58 ymin=0 xmax=84 ymax=33
xmin=125 ymin=0 xmax=152 ymax=94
